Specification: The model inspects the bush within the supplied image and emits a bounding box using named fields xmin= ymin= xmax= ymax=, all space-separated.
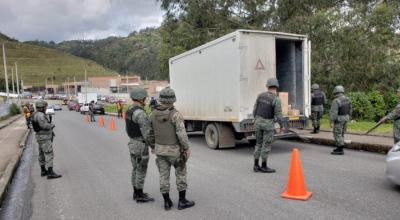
xmin=385 ymin=89 xmax=400 ymax=112
xmin=348 ymin=92 xmax=374 ymax=121
xmin=9 ymin=103 xmax=21 ymax=116
xmin=367 ymin=91 xmax=386 ymax=121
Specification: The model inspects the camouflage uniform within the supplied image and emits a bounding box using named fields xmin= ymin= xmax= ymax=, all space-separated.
xmin=151 ymin=87 xmax=194 ymax=210
xmin=311 ymin=84 xmax=327 ymax=132
xmin=252 ymin=78 xmax=283 ymax=173
xmin=330 ymin=86 xmax=352 ymax=155
xmin=32 ymin=111 xmax=55 ymax=168
xmin=127 ymin=103 xmax=154 ymax=190
xmin=382 ymin=88 xmax=400 ymax=144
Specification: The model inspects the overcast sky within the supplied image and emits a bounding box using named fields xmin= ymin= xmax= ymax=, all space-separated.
xmin=0 ymin=0 xmax=164 ymax=42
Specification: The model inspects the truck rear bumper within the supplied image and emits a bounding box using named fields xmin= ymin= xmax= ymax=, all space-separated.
xmin=234 ymin=116 xmax=308 ymax=133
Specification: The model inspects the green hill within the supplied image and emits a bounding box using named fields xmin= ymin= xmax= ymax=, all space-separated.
xmin=0 ymin=34 xmax=117 ymax=87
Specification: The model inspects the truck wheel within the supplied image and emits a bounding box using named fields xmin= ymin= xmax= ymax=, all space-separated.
xmin=205 ymin=123 xmax=219 ymax=149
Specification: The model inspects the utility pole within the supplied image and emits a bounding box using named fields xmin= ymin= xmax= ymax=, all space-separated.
xmin=85 ymin=68 xmax=87 ymax=103
xmin=15 ymin=62 xmax=20 ymax=98
xmin=2 ymin=43 xmax=10 ymax=102
xmin=74 ymin=75 xmax=77 ymax=95
xmin=67 ymin=76 xmax=70 ymax=98
xmin=126 ymin=74 xmax=128 ymax=93
xmin=11 ymin=67 xmax=15 ymax=94
xmin=51 ymin=73 xmax=54 ymax=95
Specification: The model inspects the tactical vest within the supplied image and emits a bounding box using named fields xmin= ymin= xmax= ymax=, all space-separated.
xmin=312 ymin=90 xmax=325 ymax=106
xmin=125 ymin=106 xmax=143 ymax=139
xmin=31 ymin=112 xmax=49 ymax=132
xmin=255 ymin=92 xmax=275 ymax=119
xmin=338 ymin=97 xmax=351 ymax=116
xmin=151 ymin=108 xmax=179 ymax=145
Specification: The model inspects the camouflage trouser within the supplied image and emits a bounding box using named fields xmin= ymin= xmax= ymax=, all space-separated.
xmin=394 ymin=121 xmax=400 ymax=144
xmin=128 ymin=141 xmax=149 ymax=190
xmin=333 ymin=121 xmax=347 ymax=146
xmin=90 ymin=111 xmax=96 ymax=122
xmin=254 ymin=128 xmax=274 ymax=162
xmin=37 ymin=139 xmax=54 ymax=168
xmin=311 ymin=111 xmax=323 ymax=128
xmin=156 ymin=155 xmax=187 ymax=193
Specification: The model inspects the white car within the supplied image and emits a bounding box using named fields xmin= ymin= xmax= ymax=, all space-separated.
xmin=45 ymin=106 xmax=55 ymax=115
xmin=386 ymin=142 xmax=400 ymax=186
xmin=80 ymin=103 xmax=90 ymax=114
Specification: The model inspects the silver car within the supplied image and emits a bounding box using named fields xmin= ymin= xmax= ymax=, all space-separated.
xmin=386 ymin=141 xmax=400 ymax=186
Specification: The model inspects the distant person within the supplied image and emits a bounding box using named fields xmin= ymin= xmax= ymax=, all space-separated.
xmin=150 ymin=87 xmax=195 ymax=211
xmin=89 ymin=101 xmax=96 ymax=122
xmin=117 ymin=101 xmax=123 ymax=118
xmin=379 ymin=87 xmax=400 ymax=144
xmin=330 ymin=85 xmax=352 ymax=155
xmin=252 ymin=78 xmax=283 ymax=173
xmin=125 ymin=88 xmax=154 ymax=203
xmin=149 ymin=97 xmax=158 ymax=111
xmin=311 ymin=84 xmax=327 ymax=133
xmin=31 ymin=100 xmax=61 ymax=179
xmin=23 ymin=103 xmax=32 ymax=129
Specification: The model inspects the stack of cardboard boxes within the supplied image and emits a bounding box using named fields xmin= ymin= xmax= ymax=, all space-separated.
xmin=279 ymin=92 xmax=300 ymax=117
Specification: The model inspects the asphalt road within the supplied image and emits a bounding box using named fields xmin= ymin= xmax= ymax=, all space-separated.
xmin=1 ymin=109 xmax=400 ymax=220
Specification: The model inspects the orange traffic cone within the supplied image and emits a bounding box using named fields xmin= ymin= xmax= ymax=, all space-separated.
xmin=109 ymin=116 xmax=116 ymax=131
xmin=281 ymin=148 xmax=312 ymax=201
xmin=122 ymin=112 xmax=126 ymax=120
xmin=99 ymin=116 xmax=104 ymax=127
xmin=85 ymin=114 xmax=90 ymax=123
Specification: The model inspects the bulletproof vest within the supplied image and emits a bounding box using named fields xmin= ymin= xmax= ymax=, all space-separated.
xmin=125 ymin=106 xmax=143 ymax=139
xmin=312 ymin=90 xmax=325 ymax=106
xmin=31 ymin=112 xmax=49 ymax=132
xmin=255 ymin=92 xmax=275 ymax=119
xmin=151 ymin=108 xmax=179 ymax=145
xmin=338 ymin=96 xmax=351 ymax=116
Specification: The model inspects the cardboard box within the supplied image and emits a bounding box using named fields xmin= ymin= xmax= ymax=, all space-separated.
xmin=279 ymin=92 xmax=289 ymax=116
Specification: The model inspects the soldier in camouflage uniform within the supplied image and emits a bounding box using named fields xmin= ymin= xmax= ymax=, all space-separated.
xmin=150 ymin=87 xmax=195 ymax=211
xmin=31 ymin=100 xmax=62 ymax=179
xmin=311 ymin=84 xmax=327 ymax=133
xmin=379 ymin=87 xmax=400 ymax=144
xmin=125 ymin=88 xmax=154 ymax=203
xmin=330 ymin=85 xmax=352 ymax=155
xmin=252 ymin=78 xmax=283 ymax=173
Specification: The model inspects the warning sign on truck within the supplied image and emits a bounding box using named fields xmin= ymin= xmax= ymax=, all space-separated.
xmin=255 ymin=58 xmax=265 ymax=70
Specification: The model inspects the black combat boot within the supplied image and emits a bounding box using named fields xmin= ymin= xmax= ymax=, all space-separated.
xmin=178 ymin=190 xmax=195 ymax=210
xmin=162 ymin=193 xmax=173 ymax=210
xmin=311 ymin=127 xmax=317 ymax=134
xmin=47 ymin=167 xmax=62 ymax=179
xmin=331 ymin=146 xmax=344 ymax=155
xmin=135 ymin=189 xmax=154 ymax=203
xmin=259 ymin=161 xmax=276 ymax=173
xmin=316 ymin=126 xmax=320 ymax=133
xmin=40 ymin=165 xmax=48 ymax=177
xmin=253 ymin=159 xmax=261 ymax=172
xmin=133 ymin=187 xmax=138 ymax=200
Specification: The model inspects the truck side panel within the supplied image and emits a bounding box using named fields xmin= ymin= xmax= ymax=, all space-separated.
xmin=170 ymin=35 xmax=241 ymax=122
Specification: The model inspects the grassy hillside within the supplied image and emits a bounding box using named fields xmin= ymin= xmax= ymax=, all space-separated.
xmin=0 ymin=37 xmax=117 ymax=87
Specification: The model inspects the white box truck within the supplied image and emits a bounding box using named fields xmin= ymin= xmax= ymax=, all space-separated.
xmin=78 ymin=92 xmax=97 ymax=114
xmin=169 ymin=30 xmax=311 ymax=149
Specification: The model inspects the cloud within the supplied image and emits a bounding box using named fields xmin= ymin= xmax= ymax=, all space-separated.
xmin=0 ymin=0 xmax=164 ymax=42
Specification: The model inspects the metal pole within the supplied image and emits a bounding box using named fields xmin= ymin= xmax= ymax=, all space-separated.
xmin=67 ymin=76 xmax=70 ymax=98
xmin=85 ymin=68 xmax=87 ymax=103
xmin=74 ymin=76 xmax=77 ymax=95
xmin=11 ymin=67 xmax=15 ymax=94
xmin=126 ymin=74 xmax=128 ymax=93
xmin=2 ymin=43 xmax=10 ymax=102
xmin=15 ymin=62 xmax=20 ymax=97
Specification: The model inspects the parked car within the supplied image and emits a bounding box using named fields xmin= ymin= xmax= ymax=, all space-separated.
xmin=68 ymin=101 xmax=77 ymax=111
xmin=386 ymin=141 xmax=400 ymax=186
xmin=53 ymin=104 xmax=62 ymax=111
xmin=92 ymin=103 xmax=105 ymax=115
xmin=75 ymin=103 xmax=81 ymax=112
xmin=45 ymin=105 xmax=55 ymax=115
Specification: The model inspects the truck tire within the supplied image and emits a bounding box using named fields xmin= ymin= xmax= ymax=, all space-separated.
xmin=205 ymin=123 xmax=219 ymax=149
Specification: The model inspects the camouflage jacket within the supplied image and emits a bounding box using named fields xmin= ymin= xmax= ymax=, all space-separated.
xmin=151 ymin=105 xmax=190 ymax=157
xmin=311 ymin=90 xmax=327 ymax=112
xmin=32 ymin=111 xmax=54 ymax=141
xmin=384 ymin=103 xmax=400 ymax=125
xmin=253 ymin=91 xmax=283 ymax=130
xmin=128 ymin=103 xmax=154 ymax=147
xmin=330 ymin=94 xmax=352 ymax=123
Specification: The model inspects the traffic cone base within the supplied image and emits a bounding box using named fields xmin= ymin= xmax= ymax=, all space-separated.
xmin=281 ymin=191 xmax=312 ymax=201
xmin=281 ymin=148 xmax=312 ymax=201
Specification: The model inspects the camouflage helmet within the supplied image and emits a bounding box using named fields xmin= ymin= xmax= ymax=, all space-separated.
xmin=35 ymin=100 xmax=48 ymax=108
xmin=266 ymin=78 xmax=279 ymax=88
xmin=333 ymin=85 xmax=345 ymax=94
xmin=159 ymin=87 xmax=176 ymax=104
xmin=130 ymin=87 xmax=148 ymax=100
xmin=311 ymin=84 xmax=320 ymax=90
